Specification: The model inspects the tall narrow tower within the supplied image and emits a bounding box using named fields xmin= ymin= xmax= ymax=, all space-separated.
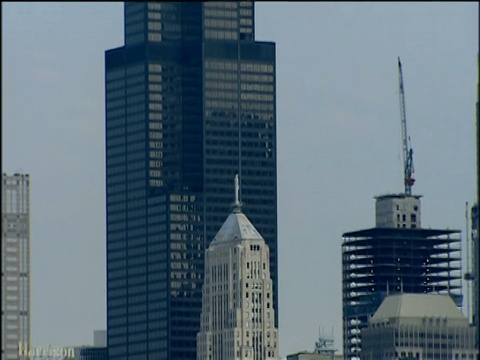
xmin=475 ymin=50 xmax=480 ymax=351
xmin=197 ymin=176 xmax=278 ymax=360
xmin=105 ymin=2 xmax=277 ymax=358
xmin=471 ymin=203 xmax=479 ymax=349
xmin=2 ymin=173 xmax=31 ymax=360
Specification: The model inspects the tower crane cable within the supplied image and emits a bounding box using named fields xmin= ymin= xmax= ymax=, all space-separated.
xmin=398 ymin=57 xmax=415 ymax=195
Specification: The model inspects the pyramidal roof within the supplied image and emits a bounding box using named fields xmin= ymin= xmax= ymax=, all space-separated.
xmin=371 ymin=293 xmax=466 ymax=323
xmin=210 ymin=210 xmax=264 ymax=245
xmin=210 ymin=174 xmax=264 ymax=245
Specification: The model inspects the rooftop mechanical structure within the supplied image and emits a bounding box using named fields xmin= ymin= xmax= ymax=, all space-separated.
xmin=314 ymin=327 xmax=337 ymax=355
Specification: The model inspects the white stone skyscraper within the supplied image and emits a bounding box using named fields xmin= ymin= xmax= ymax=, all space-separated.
xmin=2 ymin=173 xmax=30 ymax=360
xmin=197 ymin=175 xmax=278 ymax=360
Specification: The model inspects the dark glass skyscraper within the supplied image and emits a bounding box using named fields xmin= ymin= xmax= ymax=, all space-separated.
xmin=105 ymin=2 xmax=276 ymax=359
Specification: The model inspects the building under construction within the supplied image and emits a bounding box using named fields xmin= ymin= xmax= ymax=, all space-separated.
xmin=341 ymin=194 xmax=462 ymax=360
xmin=341 ymin=58 xmax=464 ymax=359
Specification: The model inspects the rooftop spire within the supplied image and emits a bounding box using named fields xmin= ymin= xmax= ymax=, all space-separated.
xmin=233 ymin=174 xmax=242 ymax=213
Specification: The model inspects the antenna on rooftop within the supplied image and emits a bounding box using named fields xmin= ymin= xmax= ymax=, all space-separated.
xmin=232 ymin=173 xmax=242 ymax=212
xmin=314 ymin=326 xmax=337 ymax=355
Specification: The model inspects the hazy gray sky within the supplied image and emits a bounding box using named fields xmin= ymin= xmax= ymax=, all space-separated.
xmin=2 ymin=2 xmax=478 ymax=357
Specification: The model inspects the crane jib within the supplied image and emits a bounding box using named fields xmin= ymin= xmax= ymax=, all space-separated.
xmin=397 ymin=57 xmax=415 ymax=196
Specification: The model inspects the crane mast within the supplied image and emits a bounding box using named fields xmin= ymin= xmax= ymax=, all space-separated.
xmin=398 ymin=57 xmax=415 ymax=195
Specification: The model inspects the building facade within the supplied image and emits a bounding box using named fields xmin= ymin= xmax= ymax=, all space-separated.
xmin=471 ymin=204 xmax=479 ymax=349
xmin=105 ymin=2 xmax=277 ymax=359
xmin=474 ymin=54 xmax=480 ymax=349
xmin=1 ymin=173 xmax=31 ymax=360
xmin=73 ymin=347 xmax=107 ymax=360
xmin=361 ymin=293 xmax=477 ymax=360
xmin=341 ymin=195 xmax=462 ymax=360
xmin=73 ymin=330 xmax=107 ymax=360
xmin=196 ymin=177 xmax=278 ymax=359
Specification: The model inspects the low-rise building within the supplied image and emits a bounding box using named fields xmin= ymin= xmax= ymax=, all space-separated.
xmin=361 ymin=293 xmax=477 ymax=360
xmin=286 ymin=352 xmax=343 ymax=360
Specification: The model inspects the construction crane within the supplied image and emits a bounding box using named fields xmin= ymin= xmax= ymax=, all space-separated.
xmin=397 ymin=57 xmax=415 ymax=195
